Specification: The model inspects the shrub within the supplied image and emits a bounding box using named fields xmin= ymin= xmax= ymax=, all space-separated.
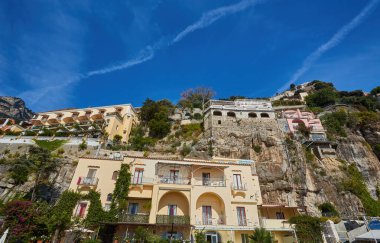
xmin=33 ymin=139 xmax=67 ymax=151
xmin=289 ymin=215 xmax=323 ymax=243
xmin=342 ymin=164 xmax=380 ymax=216
xmin=79 ymin=139 xmax=87 ymax=151
xmin=180 ymin=144 xmax=192 ymax=157
xmin=306 ymin=86 xmax=337 ymax=108
xmin=253 ymin=144 xmax=262 ymax=153
xmin=321 ymin=110 xmax=348 ymax=137
xmin=318 ymin=202 xmax=339 ymax=217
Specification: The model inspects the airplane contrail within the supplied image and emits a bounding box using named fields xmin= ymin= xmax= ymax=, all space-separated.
xmin=277 ymin=0 xmax=379 ymax=93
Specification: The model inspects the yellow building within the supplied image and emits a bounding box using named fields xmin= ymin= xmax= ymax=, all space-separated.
xmin=29 ymin=104 xmax=138 ymax=143
xmin=68 ymin=156 xmax=263 ymax=242
xmin=259 ymin=204 xmax=302 ymax=243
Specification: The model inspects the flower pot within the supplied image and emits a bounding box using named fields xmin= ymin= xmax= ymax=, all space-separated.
xmin=113 ymin=240 xmax=119 ymax=243
xmin=37 ymin=241 xmax=43 ymax=243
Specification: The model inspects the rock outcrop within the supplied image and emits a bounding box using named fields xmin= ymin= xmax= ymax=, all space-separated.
xmin=0 ymin=96 xmax=34 ymax=121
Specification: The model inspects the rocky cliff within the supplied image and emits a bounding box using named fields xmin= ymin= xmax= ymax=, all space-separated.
xmin=0 ymin=96 xmax=34 ymax=121
xmin=192 ymin=109 xmax=380 ymax=217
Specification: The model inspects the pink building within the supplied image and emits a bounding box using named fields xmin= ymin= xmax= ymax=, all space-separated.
xmin=282 ymin=109 xmax=326 ymax=141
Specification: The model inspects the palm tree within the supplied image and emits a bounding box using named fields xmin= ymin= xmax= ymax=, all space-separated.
xmin=249 ymin=228 xmax=273 ymax=243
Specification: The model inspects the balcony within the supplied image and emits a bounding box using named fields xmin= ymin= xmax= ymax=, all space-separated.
xmin=106 ymin=112 xmax=123 ymax=121
xmin=193 ymin=177 xmax=225 ymax=187
xmin=195 ymin=217 xmax=225 ymax=226
xmin=231 ymin=183 xmax=247 ymax=191
xmin=119 ymin=214 xmax=149 ymax=224
xmin=77 ymin=176 xmax=98 ymax=186
xmin=158 ymin=176 xmax=191 ymax=185
xmin=156 ymin=215 xmax=190 ymax=225
xmin=131 ymin=177 xmax=154 ymax=185
xmin=260 ymin=218 xmax=293 ymax=230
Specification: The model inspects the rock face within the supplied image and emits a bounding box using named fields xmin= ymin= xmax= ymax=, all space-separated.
xmin=195 ymin=112 xmax=380 ymax=217
xmin=0 ymin=96 xmax=34 ymax=121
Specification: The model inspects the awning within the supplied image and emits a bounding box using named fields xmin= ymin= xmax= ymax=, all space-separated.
xmin=355 ymin=230 xmax=380 ymax=240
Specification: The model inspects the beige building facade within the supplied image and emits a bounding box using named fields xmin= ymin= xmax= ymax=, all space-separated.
xmin=68 ymin=156 xmax=263 ymax=242
xmin=29 ymin=104 xmax=138 ymax=143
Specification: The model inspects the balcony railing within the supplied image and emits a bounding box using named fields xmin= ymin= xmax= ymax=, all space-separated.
xmin=77 ymin=176 xmax=98 ymax=186
xmin=195 ymin=217 xmax=225 ymax=226
xmin=119 ymin=214 xmax=149 ymax=224
xmin=260 ymin=218 xmax=292 ymax=230
xmin=231 ymin=183 xmax=247 ymax=191
xmin=131 ymin=177 xmax=154 ymax=185
xmin=158 ymin=176 xmax=191 ymax=185
xmin=156 ymin=215 xmax=190 ymax=225
xmin=193 ymin=177 xmax=225 ymax=187
xmin=106 ymin=112 xmax=123 ymax=121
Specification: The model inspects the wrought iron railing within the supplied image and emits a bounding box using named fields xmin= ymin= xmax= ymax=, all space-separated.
xmin=156 ymin=215 xmax=190 ymax=225
xmin=131 ymin=177 xmax=154 ymax=185
xmin=158 ymin=176 xmax=191 ymax=185
xmin=77 ymin=176 xmax=98 ymax=186
xmin=119 ymin=214 xmax=149 ymax=224
xmin=231 ymin=183 xmax=247 ymax=191
xmin=193 ymin=177 xmax=225 ymax=187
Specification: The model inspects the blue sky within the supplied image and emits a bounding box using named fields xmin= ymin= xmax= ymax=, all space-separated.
xmin=0 ymin=0 xmax=379 ymax=111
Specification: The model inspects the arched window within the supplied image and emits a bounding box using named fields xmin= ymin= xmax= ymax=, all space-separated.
xmin=248 ymin=112 xmax=257 ymax=118
xmin=106 ymin=193 xmax=112 ymax=201
xmin=260 ymin=113 xmax=269 ymax=118
xmin=227 ymin=111 xmax=236 ymax=117
xmin=112 ymin=171 xmax=119 ymax=180
xmin=213 ymin=111 xmax=222 ymax=116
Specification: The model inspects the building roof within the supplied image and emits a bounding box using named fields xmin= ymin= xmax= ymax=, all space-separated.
xmin=355 ymin=230 xmax=380 ymax=240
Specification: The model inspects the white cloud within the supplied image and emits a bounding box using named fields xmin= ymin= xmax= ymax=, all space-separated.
xmin=18 ymin=0 xmax=262 ymax=111
xmin=277 ymin=0 xmax=380 ymax=93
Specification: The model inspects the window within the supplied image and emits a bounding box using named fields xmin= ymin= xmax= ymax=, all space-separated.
xmin=112 ymin=171 xmax=119 ymax=180
xmin=75 ymin=202 xmax=87 ymax=218
xmin=260 ymin=113 xmax=270 ymax=118
xmin=213 ymin=111 xmax=222 ymax=116
xmin=168 ymin=205 xmax=177 ymax=216
xmin=248 ymin=112 xmax=257 ymax=118
xmin=227 ymin=111 xmax=236 ymax=117
xmin=241 ymin=234 xmax=250 ymax=243
xmin=128 ymin=203 xmax=139 ymax=215
xmin=202 ymin=206 xmax=212 ymax=225
xmin=133 ymin=169 xmax=144 ymax=184
xmin=276 ymin=212 xmax=285 ymax=219
xmin=169 ymin=170 xmax=179 ymax=183
xmin=237 ymin=207 xmax=247 ymax=226
xmin=106 ymin=193 xmax=112 ymax=201
xmin=87 ymin=168 xmax=97 ymax=178
xmin=233 ymin=174 xmax=243 ymax=189
xmin=202 ymin=173 xmax=211 ymax=186
xmin=218 ymin=120 xmax=221 ymax=125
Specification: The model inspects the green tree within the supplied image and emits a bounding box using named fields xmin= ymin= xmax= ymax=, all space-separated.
xmin=249 ymin=228 xmax=273 ymax=243
xmin=370 ymin=86 xmax=380 ymax=96
xmin=113 ymin=134 xmax=122 ymax=145
xmin=28 ymin=146 xmax=60 ymax=201
xmin=306 ymin=87 xmax=337 ymax=108
xmin=9 ymin=155 xmax=33 ymax=185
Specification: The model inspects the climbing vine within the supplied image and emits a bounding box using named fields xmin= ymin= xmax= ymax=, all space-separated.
xmin=49 ymin=190 xmax=81 ymax=238
xmin=83 ymin=190 xmax=106 ymax=229
xmin=289 ymin=215 xmax=323 ymax=243
xmin=109 ymin=163 xmax=131 ymax=220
